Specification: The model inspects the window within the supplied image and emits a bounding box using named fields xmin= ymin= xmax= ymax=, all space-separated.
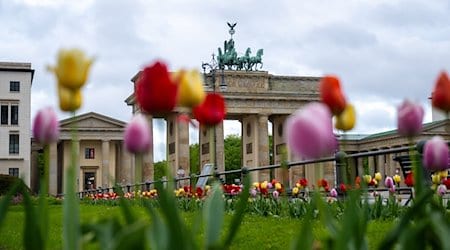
xmin=8 ymin=168 xmax=19 ymax=177
xmin=10 ymin=81 xmax=20 ymax=92
xmin=85 ymin=148 xmax=95 ymax=159
xmin=11 ymin=105 xmax=18 ymax=125
xmin=9 ymin=134 xmax=19 ymax=154
xmin=1 ymin=105 xmax=7 ymax=125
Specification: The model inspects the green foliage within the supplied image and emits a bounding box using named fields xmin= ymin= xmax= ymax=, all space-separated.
xmin=0 ymin=174 xmax=23 ymax=195
xmin=224 ymin=134 xmax=242 ymax=184
xmin=190 ymin=143 xmax=200 ymax=175
xmin=154 ymin=160 xmax=168 ymax=181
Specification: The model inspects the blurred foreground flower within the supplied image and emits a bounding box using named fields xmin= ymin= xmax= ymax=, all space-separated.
xmin=397 ymin=99 xmax=424 ymax=137
xmin=33 ymin=107 xmax=59 ymax=145
xmin=422 ymin=136 xmax=449 ymax=171
xmin=431 ymin=71 xmax=450 ymax=113
xmin=334 ymin=103 xmax=356 ymax=131
xmin=173 ymin=69 xmax=206 ymax=108
xmin=124 ymin=114 xmax=152 ymax=154
xmin=320 ymin=75 xmax=347 ymax=115
xmin=136 ymin=61 xmax=178 ymax=115
xmin=285 ymin=102 xmax=337 ymax=159
xmin=48 ymin=48 xmax=93 ymax=112
xmin=193 ymin=93 xmax=226 ymax=126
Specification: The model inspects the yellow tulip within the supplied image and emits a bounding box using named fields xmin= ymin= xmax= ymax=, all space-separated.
xmin=393 ymin=174 xmax=401 ymax=184
xmin=49 ymin=48 xmax=93 ymax=90
xmin=174 ymin=69 xmax=206 ymax=108
xmin=431 ymin=174 xmax=441 ymax=184
xmin=292 ymin=187 xmax=299 ymax=195
xmin=335 ymin=103 xmax=356 ymax=131
xmin=275 ymin=182 xmax=282 ymax=190
xmin=439 ymin=170 xmax=448 ymax=179
xmin=363 ymin=174 xmax=372 ymax=184
xmin=374 ymin=172 xmax=382 ymax=181
xmin=58 ymin=86 xmax=82 ymax=112
xmin=260 ymin=181 xmax=268 ymax=189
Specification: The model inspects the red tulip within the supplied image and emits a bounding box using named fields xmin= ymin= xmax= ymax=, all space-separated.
xmin=405 ymin=173 xmax=414 ymax=187
xmin=320 ymin=75 xmax=347 ymax=115
xmin=193 ymin=93 xmax=226 ymax=126
xmin=136 ymin=61 xmax=178 ymax=115
xmin=431 ymin=71 xmax=450 ymax=113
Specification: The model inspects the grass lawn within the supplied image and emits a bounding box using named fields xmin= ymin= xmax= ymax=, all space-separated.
xmin=0 ymin=204 xmax=394 ymax=250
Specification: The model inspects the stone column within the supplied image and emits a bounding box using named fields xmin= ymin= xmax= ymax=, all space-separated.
xmin=121 ymin=143 xmax=133 ymax=184
xmin=257 ymin=114 xmax=270 ymax=181
xmin=271 ymin=115 xmax=289 ymax=186
xmin=166 ymin=113 xmax=189 ymax=178
xmin=198 ymin=122 xmax=225 ymax=177
xmin=143 ymin=115 xmax=154 ymax=182
xmin=49 ymin=142 xmax=58 ymax=196
xmin=102 ymin=140 xmax=110 ymax=188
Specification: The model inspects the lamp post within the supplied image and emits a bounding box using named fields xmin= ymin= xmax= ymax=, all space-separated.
xmin=201 ymin=54 xmax=227 ymax=173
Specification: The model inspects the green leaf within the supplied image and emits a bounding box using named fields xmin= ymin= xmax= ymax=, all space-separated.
xmin=145 ymin=200 xmax=168 ymax=250
xmin=22 ymin=186 xmax=43 ymax=250
xmin=63 ymin=164 xmax=80 ymax=250
xmin=0 ymin=179 xmax=21 ymax=228
xmin=290 ymin=193 xmax=316 ymax=250
xmin=204 ymin=182 xmax=225 ymax=249
xmin=222 ymin=174 xmax=250 ymax=249
xmin=113 ymin=221 xmax=148 ymax=250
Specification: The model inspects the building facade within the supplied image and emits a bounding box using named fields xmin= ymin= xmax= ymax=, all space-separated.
xmin=31 ymin=112 xmax=134 ymax=195
xmin=0 ymin=62 xmax=34 ymax=187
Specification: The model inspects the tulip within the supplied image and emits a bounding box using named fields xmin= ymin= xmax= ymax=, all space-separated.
xmin=339 ymin=183 xmax=347 ymax=193
xmin=267 ymin=182 xmax=273 ymax=189
xmin=335 ymin=103 xmax=356 ymax=131
xmin=136 ymin=61 xmax=179 ymax=115
xmin=431 ymin=174 xmax=441 ymax=185
xmin=319 ymin=75 xmax=347 ymax=115
xmin=193 ymin=93 xmax=226 ymax=126
xmin=397 ymin=99 xmax=424 ymax=137
xmin=250 ymin=188 xmax=257 ymax=197
xmin=423 ymin=136 xmax=449 ymax=171
xmin=439 ymin=170 xmax=448 ymax=179
xmin=384 ymin=176 xmax=394 ymax=188
xmin=437 ymin=184 xmax=447 ymax=196
xmin=285 ymin=102 xmax=337 ymax=159
xmin=260 ymin=181 xmax=268 ymax=189
xmin=393 ymin=174 xmax=401 ymax=184
xmin=173 ymin=69 xmax=206 ymax=108
xmin=431 ymin=71 xmax=450 ymax=113
xmin=292 ymin=187 xmax=299 ymax=195
xmin=58 ymin=86 xmax=82 ymax=112
xmin=374 ymin=172 xmax=382 ymax=182
xmin=330 ymin=188 xmax=338 ymax=198
xmin=275 ymin=182 xmax=282 ymax=191
xmin=48 ymin=48 xmax=93 ymax=90
xmin=124 ymin=114 xmax=152 ymax=154
xmin=33 ymin=107 xmax=59 ymax=145
xmin=272 ymin=190 xmax=279 ymax=199
xmin=405 ymin=173 xmax=414 ymax=187
xmin=389 ymin=185 xmax=396 ymax=194
xmin=363 ymin=174 xmax=372 ymax=184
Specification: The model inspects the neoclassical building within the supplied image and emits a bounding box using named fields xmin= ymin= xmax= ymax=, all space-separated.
xmin=31 ymin=112 xmax=133 ymax=195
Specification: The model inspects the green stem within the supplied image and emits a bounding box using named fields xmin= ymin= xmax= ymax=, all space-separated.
xmin=63 ymin=112 xmax=80 ymax=250
xmin=38 ymin=144 xmax=49 ymax=248
xmin=409 ymin=138 xmax=425 ymax=198
xmin=135 ymin=153 xmax=143 ymax=191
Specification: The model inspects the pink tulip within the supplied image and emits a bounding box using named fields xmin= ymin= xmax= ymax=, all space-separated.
xmin=285 ymin=102 xmax=337 ymax=159
xmin=250 ymin=188 xmax=257 ymax=197
xmin=423 ymin=136 xmax=449 ymax=171
xmin=267 ymin=182 xmax=273 ymax=189
xmin=272 ymin=190 xmax=279 ymax=199
xmin=437 ymin=184 xmax=447 ymax=196
xmin=124 ymin=114 xmax=152 ymax=154
xmin=330 ymin=188 xmax=338 ymax=198
xmin=32 ymin=107 xmax=59 ymax=145
xmin=389 ymin=185 xmax=396 ymax=194
xmin=384 ymin=176 xmax=394 ymax=188
xmin=397 ymin=99 xmax=424 ymax=137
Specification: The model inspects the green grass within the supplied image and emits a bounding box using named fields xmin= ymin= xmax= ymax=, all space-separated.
xmin=0 ymin=204 xmax=394 ymax=250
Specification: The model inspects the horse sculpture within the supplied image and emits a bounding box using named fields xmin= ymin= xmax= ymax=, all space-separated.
xmin=249 ymin=49 xmax=263 ymax=70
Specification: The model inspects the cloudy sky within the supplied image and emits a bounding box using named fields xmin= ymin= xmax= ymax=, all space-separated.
xmin=1 ymin=0 xmax=449 ymax=161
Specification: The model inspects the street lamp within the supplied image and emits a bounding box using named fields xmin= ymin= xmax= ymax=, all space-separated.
xmin=201 ymin=54 xmax=227 ymax=173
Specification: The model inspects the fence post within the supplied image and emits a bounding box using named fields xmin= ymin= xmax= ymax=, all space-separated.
xmin=335 ymin=151 xmax=347 ymax=185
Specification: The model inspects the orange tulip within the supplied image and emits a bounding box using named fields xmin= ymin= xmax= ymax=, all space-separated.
xmin=432 ymin=71 xmax=450 ymax=113
xmin=320 ymin=75 xmax=347 ymax=115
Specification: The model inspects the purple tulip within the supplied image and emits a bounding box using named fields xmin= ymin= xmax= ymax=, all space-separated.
xmin=285 ymin=102 xmax=337 ymax=159
xmin=384 ymin=176 xmax=394 ymax=188
xmin=397 ymin=99 xmax=424 ymax=137
xmin=267 ymin=182 xmax=273 ymax=189
xmin=32 ymin=107 xmax=59 ymax=145
xmin=124 ymin=114 xmax=152 ymax=154
xmin=330 ymin=188 xmax=338 ymax=198
xmin=437 ymin=184 xmax=447 ymax=196
xmin=272 ymin=190 xmax=279 ymax=199
xmin=423 ymin=136 xmax=449 ymax=171
xmin=389 ymin=185 xmax=396 ymax=194
xmin=250 ymin=188 xmax=257 ymax=197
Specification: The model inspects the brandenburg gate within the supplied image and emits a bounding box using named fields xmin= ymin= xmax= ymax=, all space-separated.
xmin=125 ymin=23 xmax=336 ymax=186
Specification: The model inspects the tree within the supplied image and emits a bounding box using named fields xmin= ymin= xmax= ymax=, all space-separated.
xmin=224 ymin=134 xmax=242 ymax=184
xmin=153 ymin=160 xmax=168 ymax=181
xmin=190 ymin=143 xmax=200 ymax=175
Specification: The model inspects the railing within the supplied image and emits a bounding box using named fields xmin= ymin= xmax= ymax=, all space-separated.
xmin=74 ymin=144 xmax=425 ymax=199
